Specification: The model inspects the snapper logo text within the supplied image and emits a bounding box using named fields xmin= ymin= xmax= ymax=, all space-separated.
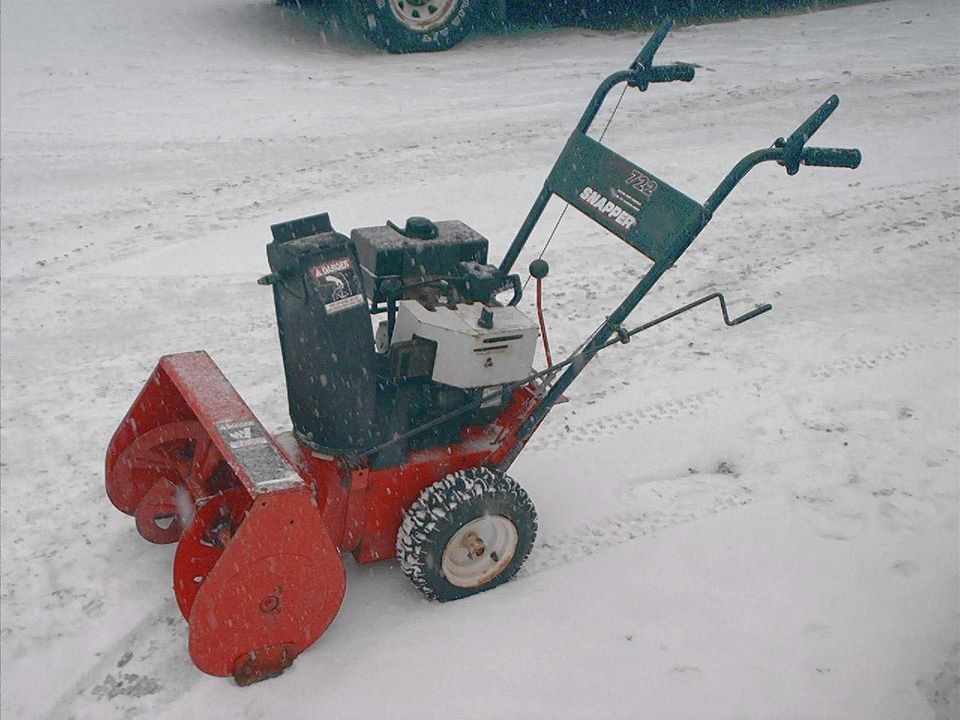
xmin=578 ymin=187 xmax=638 ymax=230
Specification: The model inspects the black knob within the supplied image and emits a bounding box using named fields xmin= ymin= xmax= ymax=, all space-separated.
xmin=529 ymin=258 xmax=550 ymax=279
xmin=403 ymin=216 xmax=439 ymax=240
xmin=380 ymin=277 xmax=404 ymax=302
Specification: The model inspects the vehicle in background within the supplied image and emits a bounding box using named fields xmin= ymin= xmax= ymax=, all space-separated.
xmin=340 ymin=0 xmax=494 ymax=52
xmin=281 ymin=1 xmax=832 ymax=54
xmin=278 ymin=0 xmax=495 ymax=52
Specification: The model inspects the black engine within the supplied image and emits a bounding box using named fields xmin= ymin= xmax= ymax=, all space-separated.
xmin=261 ymin=212 xmax=523 ymax=466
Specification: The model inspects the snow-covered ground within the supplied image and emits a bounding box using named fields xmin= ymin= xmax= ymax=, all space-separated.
xmin=2 ymin=0 xmax=958 ymax=717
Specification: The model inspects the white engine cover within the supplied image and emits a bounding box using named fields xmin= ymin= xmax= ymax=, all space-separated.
xmin=392 ymin=300 xmax=539 ymax=388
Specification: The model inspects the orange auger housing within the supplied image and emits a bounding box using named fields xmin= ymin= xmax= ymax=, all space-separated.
xmin=105 ymin=352 xmax=346 ymax=682
xmin=106 ymin=351 xmax=542 ymax=683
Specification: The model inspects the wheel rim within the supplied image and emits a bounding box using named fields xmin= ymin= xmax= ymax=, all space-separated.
xmin=387 ymin=0 xmax=459 ymax=32
xmin=441 ymin=515 xmax=518 ymax=588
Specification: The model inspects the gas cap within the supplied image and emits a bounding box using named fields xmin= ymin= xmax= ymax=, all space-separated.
xmin=401 ymin=216 xmax=439 ymax=240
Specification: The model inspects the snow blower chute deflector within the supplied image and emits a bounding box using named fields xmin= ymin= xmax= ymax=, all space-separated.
xmin=105 ymin=20 xmax=862 ymax=684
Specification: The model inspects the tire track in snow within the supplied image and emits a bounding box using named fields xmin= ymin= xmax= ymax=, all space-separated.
xmin=809 ymin=338 xmax=958 ymax=380
xmin=691 ymin=183 xmax=960 ymax=290
xmin=42 ymin=603 xmax=197 ymax=720
xmin=517 ymin=332 xmax=958 ymax=580
xmin=528 ymin=388 xmax=723 ymax=451
xmin=521 ymin=471 xmax=754 ymax=577
xmin=530 ymin=335 xmax=955 ymax=452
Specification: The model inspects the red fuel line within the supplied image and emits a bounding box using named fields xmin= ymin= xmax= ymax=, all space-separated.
xmin=535 ymin=277 xmax=553 ymax=368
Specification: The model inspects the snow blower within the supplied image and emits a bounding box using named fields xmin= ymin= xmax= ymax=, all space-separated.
xmin=105 ymin=20 xmax=861 ymax=684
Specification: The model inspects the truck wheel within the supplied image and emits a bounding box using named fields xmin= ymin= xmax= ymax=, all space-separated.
xmin=345 ymin=0 xmax=485 ymax=53
xmin=397 ymin=467 xmax=537 ymax=601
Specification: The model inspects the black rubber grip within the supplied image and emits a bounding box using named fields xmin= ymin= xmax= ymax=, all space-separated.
xmin=632 ymin=19 xmax=673 ymax=69
xmin=649 ymin=63 xmax=696 ymax=83
xmin=787 ymin=95 xmax=839 ymax=145
xmin=802 ymin=147 xmax=862 ymax=169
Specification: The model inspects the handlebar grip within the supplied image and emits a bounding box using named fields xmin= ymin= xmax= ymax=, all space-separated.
xmin=632 ymin=18 xmax=673 ymax=69
xmin=649 ymin=63 xmax=696 ymax=83
xmin=787 ymin=94 xmax=839 ymax=145
xmin=802 ymin=147 xmax=862 ymax=169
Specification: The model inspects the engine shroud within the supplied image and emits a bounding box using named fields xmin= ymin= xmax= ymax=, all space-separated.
xmin=392 ymin=300 xmax=538 ymax=389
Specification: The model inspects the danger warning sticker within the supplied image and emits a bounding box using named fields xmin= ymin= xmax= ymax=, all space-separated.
xmin=309 ymin=257 xmax=364 ymax=314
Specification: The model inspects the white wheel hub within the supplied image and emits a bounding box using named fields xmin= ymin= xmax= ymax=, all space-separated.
xmin=441 ymin=514 xmax=518 ymax=588
xmin=387 ymin=0 xmax=459 ymax=31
